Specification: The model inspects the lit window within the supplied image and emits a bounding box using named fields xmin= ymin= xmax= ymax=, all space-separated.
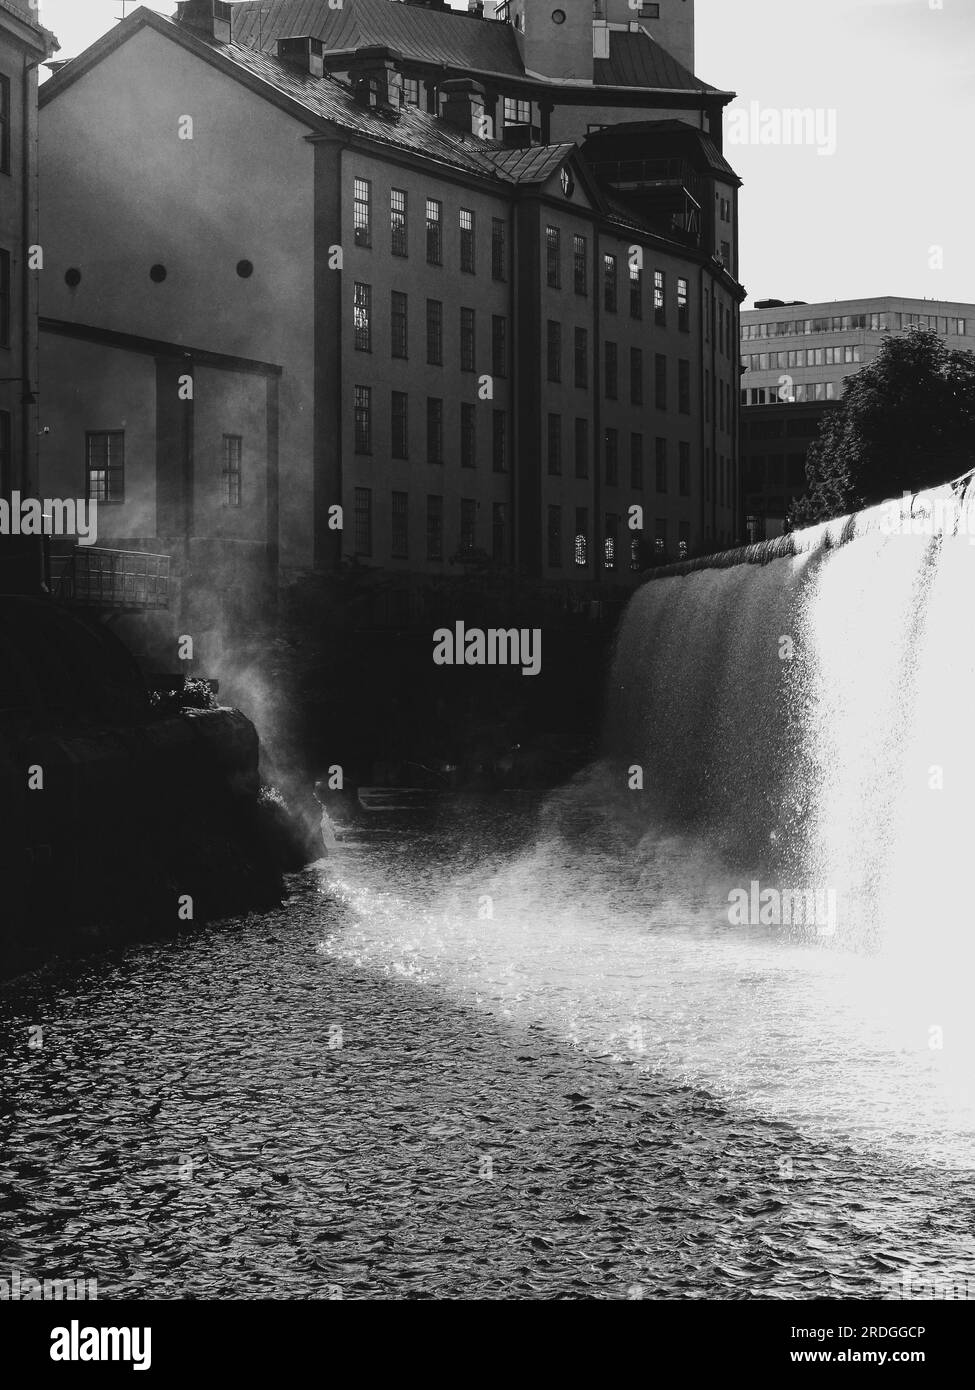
xmin=426 ymin=199 xmax=442 ymax=265
xmin=677 ymin=277 xmax=689 ymax=331
xmin=390 ymin=189 xmax=408 ymax=257
xmin=459 ymin=209 xmax=475 ymax=273
xmin=503 ymin=97 xmax=531 ymax=124
xmin=353 ymin=281 xmax=371 ymax=351
xmin=86 ymin=431 xmax=125 ymax=503
xmin=353 ymin=177 xmax=371 ymax=247
xmin=654 ymin=269 xmax=665 ymax=325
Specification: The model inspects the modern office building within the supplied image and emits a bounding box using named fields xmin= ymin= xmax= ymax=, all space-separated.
xmin=740 ymin=296 xmax=975 ymax=533
xmin=0 ymin=0 xmax=57 ymax=500
xmin=36 ymin=0 xmax=743 ymax=635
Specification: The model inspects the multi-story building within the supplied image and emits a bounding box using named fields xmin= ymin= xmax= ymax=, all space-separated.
xmin=740 ymin=295 xmax=975 ymax=533
xmin=36 ymin=0 xmax=743 ymax=636
xmin=0 ymin=0 xmax=57 ymax=502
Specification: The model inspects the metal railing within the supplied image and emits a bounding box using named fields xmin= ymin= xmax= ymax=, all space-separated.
xmin=54 ymin=547 xmax=170 ymax=610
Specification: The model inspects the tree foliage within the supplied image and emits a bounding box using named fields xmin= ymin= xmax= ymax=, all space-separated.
xmin=790 ymin=328 xmax=975 ymax=527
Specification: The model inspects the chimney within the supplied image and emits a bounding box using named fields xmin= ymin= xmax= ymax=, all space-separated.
xmin=468 ymin=1 xmax=486 ymax=15
xmin=440 ymin=78 xmax=486 ymax=137
xmin=349 ymin=47 xmax=404 ymax=115
xmin=175 ymin=0 xmax=233 ymax=44
xmin=276 ymin=36 xmax=326 ymax=78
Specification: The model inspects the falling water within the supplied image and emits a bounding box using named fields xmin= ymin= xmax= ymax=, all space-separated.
xmin=321 ymin=475 xmax=975 ymax=1171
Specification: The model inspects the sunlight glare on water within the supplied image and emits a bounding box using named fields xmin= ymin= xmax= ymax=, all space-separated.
xmin=319 ymin=502 xmax=975 ymax=1171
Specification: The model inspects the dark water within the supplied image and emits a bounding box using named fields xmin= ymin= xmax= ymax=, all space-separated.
xmin=1 ymin=795 xmax=974 ymax=1300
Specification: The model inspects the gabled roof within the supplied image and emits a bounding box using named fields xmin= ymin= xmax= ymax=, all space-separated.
xmin=231 ymin=0 xmax=523 ymax=77
xmin=594 ymin=29 xmax=716 ymax=94
xmin=487 ymin=143 xmax=576 ymax=186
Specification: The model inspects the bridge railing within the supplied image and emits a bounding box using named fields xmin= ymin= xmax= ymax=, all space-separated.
xmin=53 ymin=547 xmax=171 ymax=610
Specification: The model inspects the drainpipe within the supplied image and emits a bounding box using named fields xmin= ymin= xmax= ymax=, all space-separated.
xmin=22 ymin=51 xmax=45 ymax=498
xmin=508 ymin=189 xmax=518 ymax=600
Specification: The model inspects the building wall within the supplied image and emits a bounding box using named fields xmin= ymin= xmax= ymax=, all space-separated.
xmin=38 ymin=334 xmax=157 ymax=539
xmin=38 ymin=22 xmax=314 ymax=567
xmin=0 ymin=6 xmax=48 ymax=497
xmin=336 ymin=144 xmax=515 ymax=574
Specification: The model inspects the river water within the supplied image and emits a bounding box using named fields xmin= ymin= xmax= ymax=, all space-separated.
xmin=1 ymin=790 xmax=973 ymax=1301
xmin=5 ymin=494 xmax=975 ymax=1299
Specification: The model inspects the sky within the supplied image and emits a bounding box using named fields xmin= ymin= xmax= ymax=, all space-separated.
xmin=34 ymin=0 xmax=975 ymax=309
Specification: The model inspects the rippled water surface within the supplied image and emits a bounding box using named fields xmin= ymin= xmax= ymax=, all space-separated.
xmin=2 ymin=794 xmax=974 ymax=1300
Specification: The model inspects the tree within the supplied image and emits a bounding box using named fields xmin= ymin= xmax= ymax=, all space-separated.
xmin=789 ymin=328 xmax=975 ymax=527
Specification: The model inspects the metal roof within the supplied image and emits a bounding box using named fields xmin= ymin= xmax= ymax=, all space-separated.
xmin=594 ymin=29 xmax=717 ymax=93
xmin=231 ymin=0 xmax=523 ymax=76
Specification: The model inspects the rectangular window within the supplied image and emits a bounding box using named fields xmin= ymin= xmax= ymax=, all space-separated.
xmin=574 ymin=327 xmax=588 ymax=388
xmin=574 ymin=417 xmax=589 ymax=479
xmin=461 ymin=402 xmax=477 ymax=469
xmin=460 ymin=497 xmax=477 ymax=554
xmin=573 ymin=234 xmax=587 ymax=295
xmin=390 ymin=188 xmax=408 ymax=257
xmin=460 ymin=308 xmax=476 ymax=371
xmin=402 ymin=78 xmax=420 ymax=107
xmin=604 ymin=341 xmax=618 ymax=400
xmin=492 ymin=502 xmax=507 ymax=562
xmin=86 ymin=432 xmax=125 ymax=503
xmin=354 ymin=386 xmax=372 ymax=453
xmin=678 ymin=359 xmax=690 ymax=414
xmin=604 ymin=513 xmax=618 ymax=570
xmin=574 ymin=508 xmax=589 ymax=568
xmin=391 ymin=490 xmax=409 ymax=558
xmin=655 ymin=517 xmax=667 ymax=560
xmin=426 ymin=398 xmax=443 ymax=465
xmin=654 ymin=269 xmax=666 ymax=325
xmin=492 ymin=411 xmax=507 ymax=473
xmin=459 ymin=209 xmax=476 ymax=273
xmin=492 ymin=315 xmax=508 ymax=377
xmin=547 ymin=320 xmax=562 ymax=382
xmin=655 ymin=353 xmax=667 ymax=410
xmin=222 ymin=434 xmax=242 ymax=507
xmin=630 ymin=347 xmax=643 ymax=406
xmin=546 ymin=226 xmax=561 ymax=288
xmin=0 ymin=75 xmax=10 ymax=176
xmin=353 ymin=486 xmax=372 ymax=555
xmin=629 ymin=262 xmax=642 ymax=319
xmin=353 ymin=281 xmax=372 ymax=351
xmin=679 ymin=441 xmax=690 ymax=496
xmin=679 ymin=520 xmax=689 ymax=561
xmin=391 ymin=391 xmax=409 ymax=460
xmin=630 ymin=432 xmax=643 ymax=490
xmin=547 ymin=504 xmax=562 ymax=568
xmin=504 ymin=97 xmax=531 ymax=124
xmin=391 ymin=291 xmax=408 ymax=358
xmin=0 ymin=248 xmax=9 ymax=347
xmin=0 ymin=410 xmax=10 ymax=495
xmin=677 ymin=277 xmax=689 ymax=332
xmin=426 ymin=299 xmax=443 ymax=365
xmin=655 ymin=437 xmax=667 ymax=493
xmin=426 ymin=198 xmax=443 ymax=264
xmin=353 ymin=177 xmax=371 ymax=247
xmin=426 ymin=494 xmax=443 ymax=560
xmin=547 ymin=413 xmax=562 ymax=475
xmin=604 ymin=427 xmax=618 ymax=486
xmin=492 ymin=217 xmax=506 ymax=281
xmin=604 ymin=253 xmax=618 ymax=312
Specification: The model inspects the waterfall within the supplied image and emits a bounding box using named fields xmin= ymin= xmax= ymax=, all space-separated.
xmin=605 ymin=470 xmax=975 ymax=958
